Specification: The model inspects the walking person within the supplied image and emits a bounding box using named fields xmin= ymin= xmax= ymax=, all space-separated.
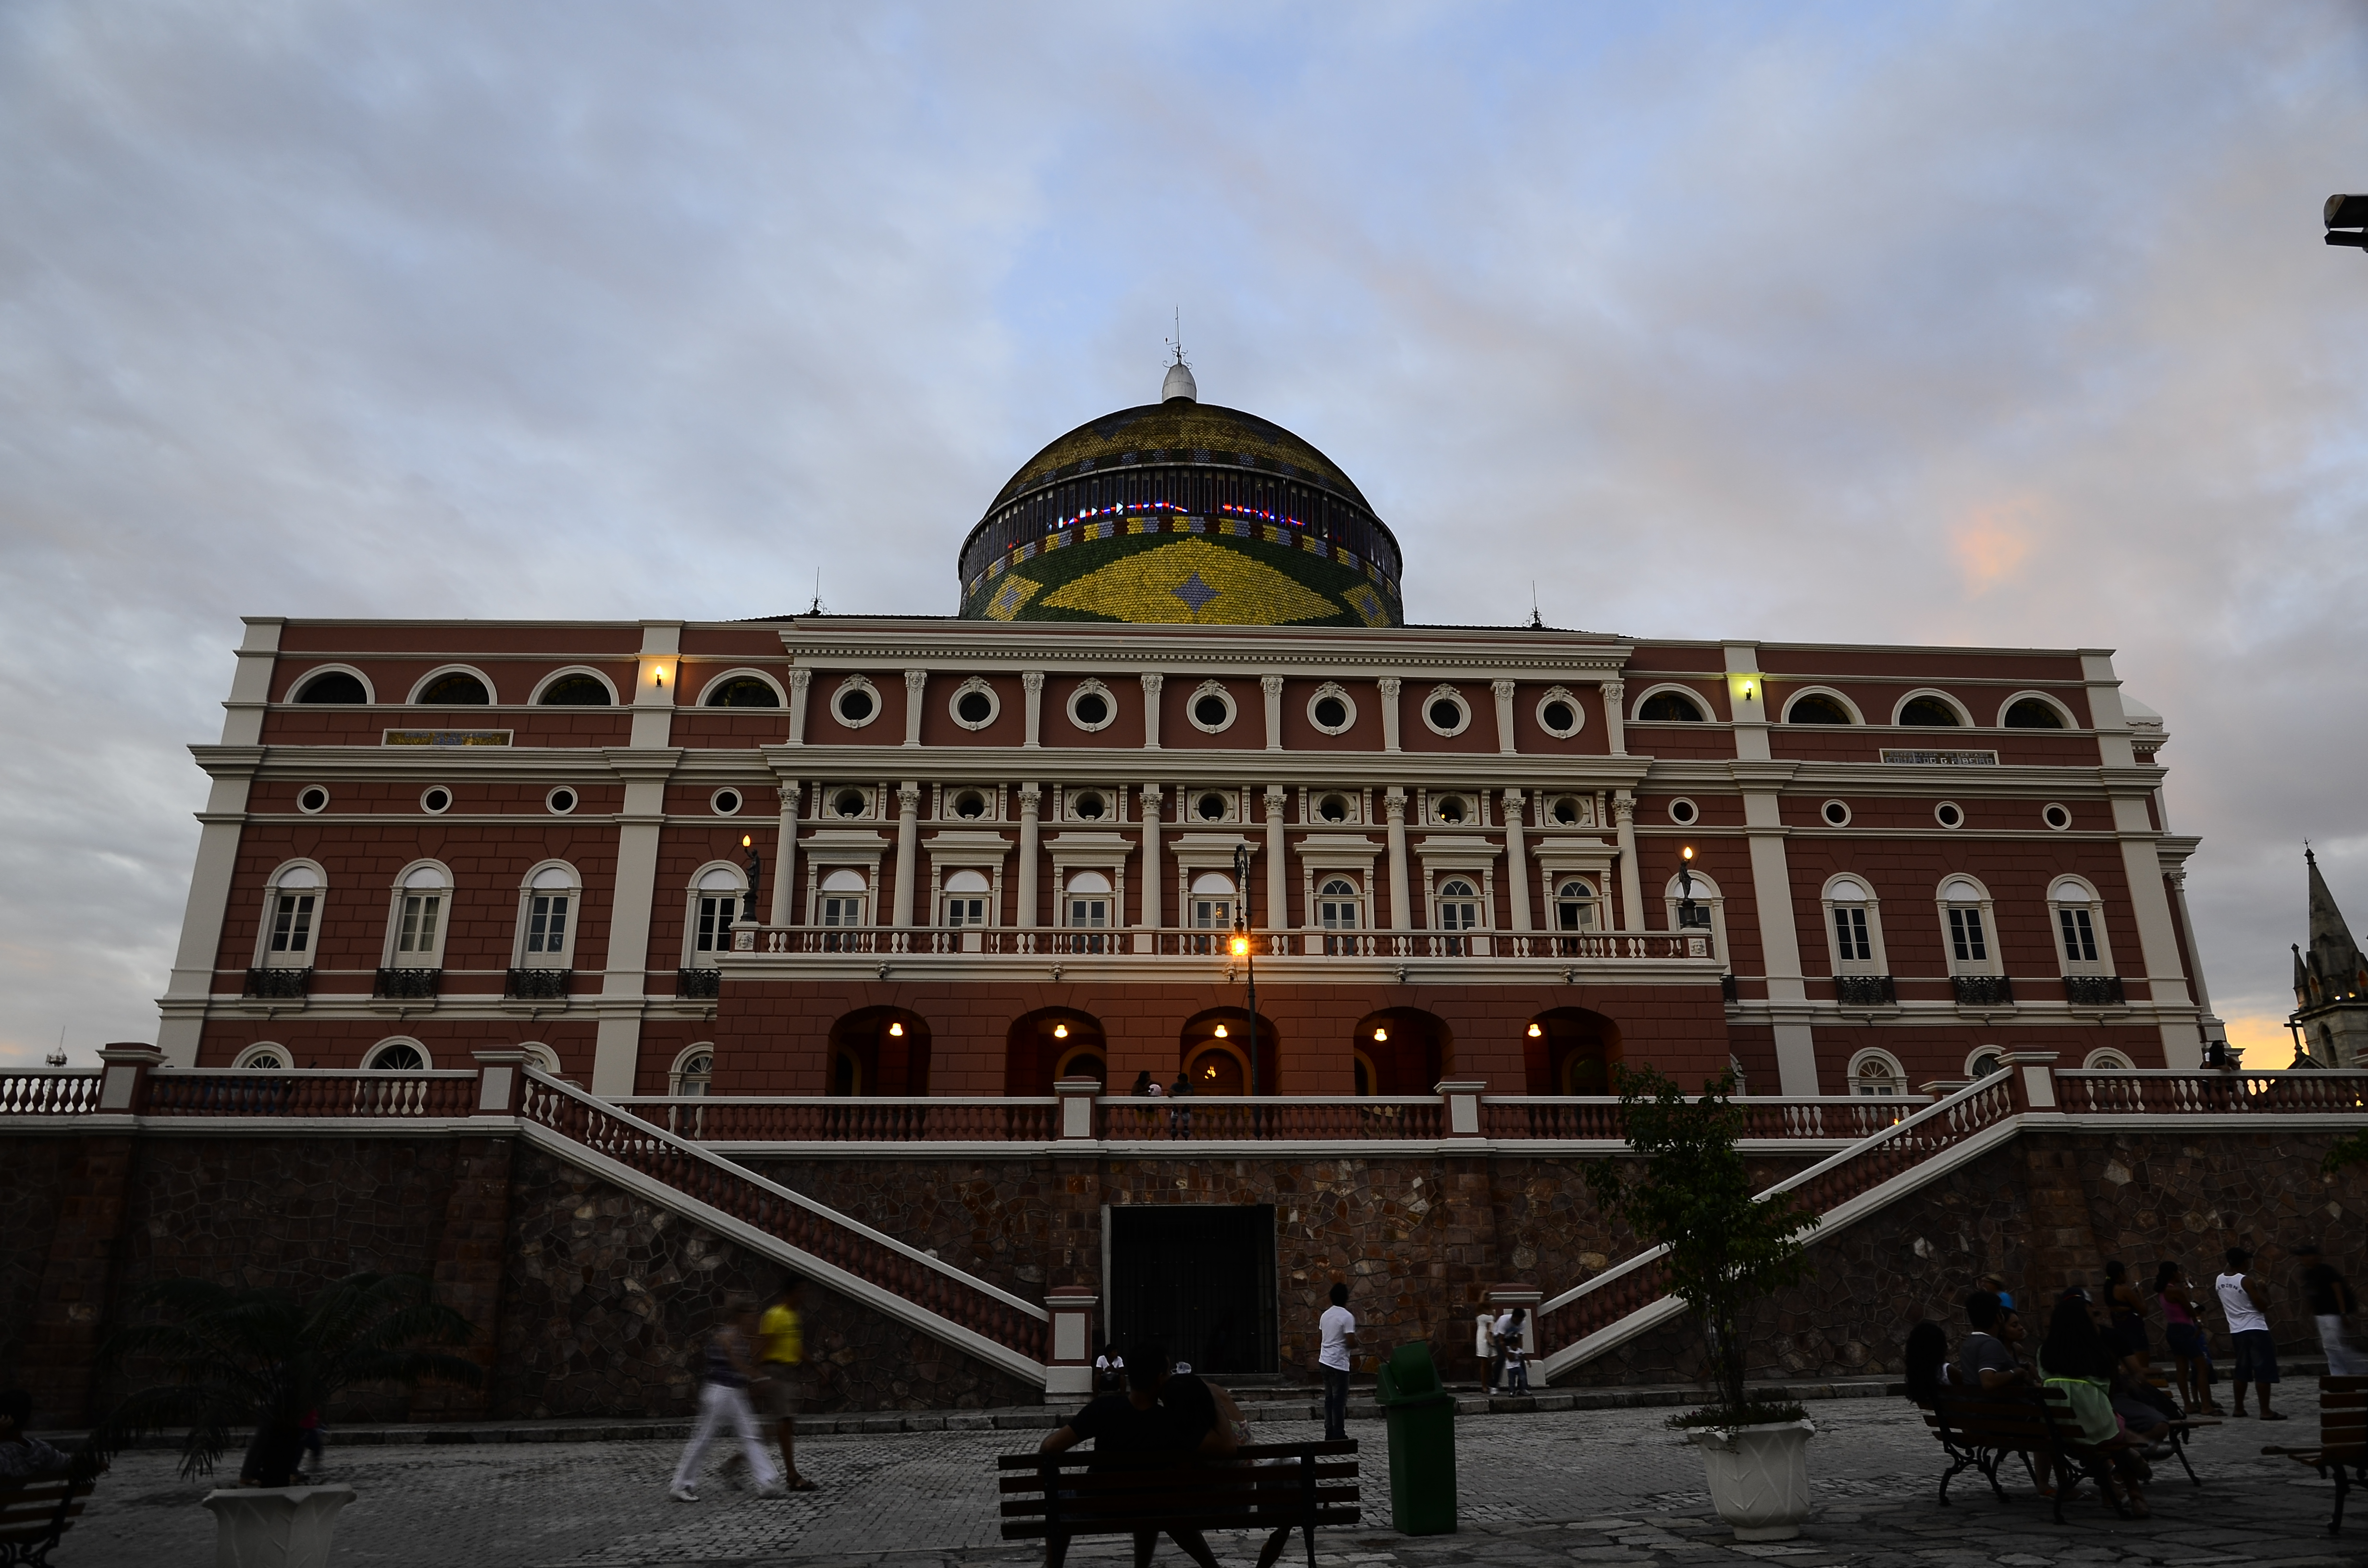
xmin=757 ymin=1277 xmax=819 ymax=1491
xmin=670 ymin=1296 xmax=783 ymax=1501
xmin=2158 ymin=1261 xmax=2219 ymax=1414
xmin=1319 ymin=1283 xmax=1357 ymax=1442
xmin=2215 ymin=1247 xmax=2284 ymax=1421
xmin=2298 ymin=1242 xmax=2368 ymax=1376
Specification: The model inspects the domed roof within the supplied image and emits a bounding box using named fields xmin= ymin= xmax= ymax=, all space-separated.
xmin=957 ymin=369 xmax=1403 ymax=628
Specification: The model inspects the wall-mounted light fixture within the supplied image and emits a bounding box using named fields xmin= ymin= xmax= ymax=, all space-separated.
xmin=888 ymin=1021 xmax=904 ymax=1038
xmin=1053 ymin=1022 xmax=1069 ymax=1039
xmin=1528 ymin=1022 xmax=1543 ymax=1038
xmin=1213 ymin=1023 xmax=1228 ymax=1038
xmin=1372 ymin=1027 xmax=1388 ymax=1042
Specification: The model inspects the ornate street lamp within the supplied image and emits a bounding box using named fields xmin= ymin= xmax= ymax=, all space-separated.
xmin=1232 ymin=841 xmax=1259 ymax=1107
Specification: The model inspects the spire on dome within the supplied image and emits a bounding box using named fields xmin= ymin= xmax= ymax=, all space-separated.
xmin=1162 ymin=309 xmax=1196 ymax=403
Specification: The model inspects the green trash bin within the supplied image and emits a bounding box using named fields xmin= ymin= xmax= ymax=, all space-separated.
xmin=1374 ymin=1340 xmax=1457 ymax=1535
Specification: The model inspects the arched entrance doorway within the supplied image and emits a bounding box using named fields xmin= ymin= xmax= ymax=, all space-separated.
xmin=1524 ymin=1006 xmax=1623 ymax=1094
xmin=1349 ymin=1008 xmax=1453 ymax=1095
xmin=1178 ymin=1008 xmax=1278 ymax=1095
xmin=1004 ymin=1008 xmax=1108 ymax=1096
xmin=827 ymin=1007 xmax=931 ymax=1095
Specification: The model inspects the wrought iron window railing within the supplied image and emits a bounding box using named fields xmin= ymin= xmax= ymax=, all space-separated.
xmin=1951 ymin=974 xmax=2015 ymax=1007
xmin=505 ymin=967 xmax=572 ymax=1000
xmin=2062 ymin=975 xmax=2126 ymax=1007
xmin=677 ymin=967 xmax=722 ymax=1000
xmin=242 ymin=967 xmax=312 ymax=1000
xmin=1832 ymin=974 xmax=1897 ymax=1007
xmin=372 ymin=967 xmax=443 ymax=1000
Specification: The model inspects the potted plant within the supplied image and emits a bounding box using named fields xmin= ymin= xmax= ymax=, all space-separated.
xmin=90 ymin=1273 xmax=481 ymax=1568
xmin=1583 ymin=1067 xmax=1822 ymax=1541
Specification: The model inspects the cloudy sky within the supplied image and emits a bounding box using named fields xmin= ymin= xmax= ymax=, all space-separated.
xmin=3 ymin=1 xmax=2364 ymax=1068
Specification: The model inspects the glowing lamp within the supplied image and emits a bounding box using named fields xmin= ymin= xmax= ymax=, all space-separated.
xmin=1682 ymin=845 xmax=1695 ymax=861
xmin=1229 ymin=934 xmax=1250 ymax=957
xmin=741 ymin=834 xmax=752 ymax=849
xmin=888 ymin=1021 xmax=903 ymax=1038
xmin=1053 ymin=1022 xmax=1069 ymax=1039
xmin=1204 ymin=1064 xmax=1217 ymax=1079
xmin=1372 ymin=1028 xmax=1387 ymax=1042
xmin=1528 ymin=1022 xmax=1542 ymax=1038
xmin=1213 ymin=1023 xmax=1228 ymax=1038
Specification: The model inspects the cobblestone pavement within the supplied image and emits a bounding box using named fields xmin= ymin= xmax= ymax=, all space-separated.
xmin=53 ymin=1401 xmax=2359 ymax=1567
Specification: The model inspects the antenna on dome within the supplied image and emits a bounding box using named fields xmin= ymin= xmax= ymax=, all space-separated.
xmin=1167 ymin=307 xmax=1187 ymax=366
xmin=808 ymin=569 xmax=825 ymax=616
xmin=1160 ymin=310 xmax=1198 ymax=403
xmin=1529 ymin=581 xmax=1543 ymax=629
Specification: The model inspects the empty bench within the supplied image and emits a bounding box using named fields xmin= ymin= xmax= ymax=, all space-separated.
xmin=0 ymin=1477 xmax=95 ymax=1568
xmin=998 ymin=1439 xmax=1359 ymax=1568
xmin=2262 ymin=1375 xmax=2366 ymax=1536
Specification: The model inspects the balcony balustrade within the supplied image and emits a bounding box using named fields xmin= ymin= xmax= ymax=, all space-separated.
xmin=740 ymin=925 xmax=1712 ymax=962
xmin=242 ymin=967 xmax=312 ymax=1000
xmin=2062 ymin=975 xmax=2126 ymax=1006
xmin=1950 ymin=974 xmax=2015 ymax=1007
xmin=372 ymin=967 xmax=443 ymax=1000
xmin=1832 ymin=974 xmax=1898 ymax=1007
xmin=504 ymin=967 xmax=573 ymax=1000
xmin=677 ymin=967 xmax=722 ymax=999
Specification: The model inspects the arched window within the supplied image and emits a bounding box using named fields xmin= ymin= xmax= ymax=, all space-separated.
xmin=687 ymin=865 xmax=746 ymax=963
xmin=942 ymin=868 xmax=991 ymax=932
xmin=293 ymin=668 xmax=370 ymax=704
xmin=1938 ymin=876 xmax=1998 ymax=975
xmin=536 ymin=672 xmax=615 ymax=706
xmin=1638 ymin=689 xmax=1705 ymax=722
xmin=1848 ymin=1049 xmax=1905 ymax=1097
xmin=2003 ymin=696 xmax=2069 ymax=729
xmin=1822 ymin=876 xmax=1885 ymax=975
xmin=234 ymin=1042 xmax=291 ymax=1070
xmin=1554 ymin=878 xmax=1598 ymax=932
xmin=516 ymin=1043 xmax=561 ymax=1076
xmin=703 ymin=674 xmax=782 ymax=708
xmin=671 ymin=1044 xmax=715 ymax=1096
xmin=1066 ymin=870 xmax=1113 ymax=933
xmin=2046 ymin=876 xmax=2114 ymax=977
xmin=2082 ymin=1048 xmax=2134 ymax=1070
xmin=1434 ymin=878 xmax=1483 ymax=954
xmin=1784 ymin=692 xmax=1855 ymax=725
xmin=385 ymin=863 xmax=453 ymax=968
xmin=1189 ymin=871 xmax=1235 ymax=933
xmin=1967 ymin=1048 xmax=2005 ymax=1080
xmin=366 ymin=1039 xmax=430 ymax=1070
xmin=518 ymin=863 xmax=580 ymax=969
xmin=259 ymin=863 xmax=325 ymax=969
xmin=1317 ymin=877 xmax=1363 ymax=954
xmin=416 ymin=671 xmax=491 ymax=705
xmin=816 ymin=867 xmax=869 ymax=934
xmin=1897 ymin=694 xmax=1965 ymax=727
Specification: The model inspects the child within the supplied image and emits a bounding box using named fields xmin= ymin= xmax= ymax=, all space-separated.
xmin=1500 ymin=1308 xmax=1531 ymax=1393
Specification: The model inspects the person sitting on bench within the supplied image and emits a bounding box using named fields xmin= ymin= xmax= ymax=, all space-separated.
xmin=0 ymin=1391 xmax=73 ymax=1482
xmin=1039 ymin=1343 xmax=1221 ymax=1568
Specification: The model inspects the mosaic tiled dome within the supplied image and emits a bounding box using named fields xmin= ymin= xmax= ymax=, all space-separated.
xmin=957 ymin=368 xmax=1404 ymax=627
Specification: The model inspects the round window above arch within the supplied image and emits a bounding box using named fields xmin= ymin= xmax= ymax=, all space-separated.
xmin=1827 ymin=876 xmax=1870 ymax=902
xmin=1934 ymin=801 xmax=1965 ymax=829
xmin=1535 ymin=686 xmax=1584 ymax=738
xmin=944 ymin=868 xmax=991 ymax=894
xmin=1666 ymin=797 xmax=1699 ymax=826
xmin=1315 ymin=792 xmax=1353 ymax=823
xmin=2042 ymin=802 xmax=2072 ymax=831
xmin=1070 ymin=789 xmax=1108 ymax=821
xmin=234 ymin=1043 xmax=291 ymax=1070
xmin=950 ymin=788 xmax=989 ymax=820
xmin=366 ymin=1040 xmax=430 ymax=1071
xmin=1432 ymin=795 xmax=1470 ymax=825
xmin=420 ymin=785 xmax=454 ymax=815
xmin=820 ymin=868 xmax=869 ymax=893
xmin=711 ymin=788 xmax=743 ymax=816
xmin=830 ymin=677 xmax=880 ymax=729
xmin=1940 ymin=876 xmax=1984 ymax=903
xmin=297 ymin=785 xmax=330 ymax=815
xmin=829 ymin=786 xmax=870 ymax=819
xmin=1194 ymin=791 xmax=1231 ymax=822
xmin=1307 ymin=683 xmax=1357 ymax=736
xmin=1820 ymin=799 xmax=1851 ymax=827
xmin=949 ymin=677 xmax=1000 ymax=731
xmin=545 ymin=786 xmax=578 ymax=815
xmin=1421 ymin=685 xmax=1471 ymax=737
xmin=1546 ymin=795 xmax=1590 ymax=827
xmin=1190 ymin=870 xmax=1237 ymax=896
xmin=1067 ymin=869 xmax=1113 ymax=895
xmin=1187 ymin=682 xmax=1237 ymax=734
xmin=1067 ymin=681 xmax=1116 ymax=732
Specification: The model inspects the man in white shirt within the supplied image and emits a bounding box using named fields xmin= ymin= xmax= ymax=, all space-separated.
xmin=1318 ymin=1283 xmax=1357 ymax=1441
xmin=2215 ymin=1246 xmax=2282 ymax=1421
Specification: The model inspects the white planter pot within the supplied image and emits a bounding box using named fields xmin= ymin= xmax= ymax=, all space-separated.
xmin=1690 ymin=1419 xmax=1814 ymax=1541
xmin=199 ymin=1484 xmax=356 ymax=1568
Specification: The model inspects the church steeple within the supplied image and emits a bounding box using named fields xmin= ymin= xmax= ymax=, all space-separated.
xmin=2293 ymin=846 xmax=2368 ymax=1065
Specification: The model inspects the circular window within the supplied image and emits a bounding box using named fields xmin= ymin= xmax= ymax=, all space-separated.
xmin=1188 ymin=685 xmax=1236 ymax=733
xmin=1434 ymin=796 xmax=1469 ymax=825
xmin=1536 ymin=689 xmax=1584 ymax=738
xmin=1935 ymin=801 xmax=1964 ymax=830
xmin=546 ymin=787 xmax=578 ymax=815
xmin=1072 ymin=791 xmax=1107 ymax=821
xmin=2042 ymin=803 xmax=2072 ymax=832
xmin=420 ymin=786 xmax=453 ymax=815
xmin=1307 ymin=685 xmax=1356 ymax=735
xmin=832 ymin=680 xmax=878 ymax=727
xmin=1549 ymin=796 xmax=1584 ymax=826
xmin=1317 ymin=793 xmax=1350 ymax=823
xmin=950 ymin=680 xmax=999 ymax=730
xmin=711 ymin=788 xmax=742 ymax=816
xmin=1195 ymin=792 xmax=1228 ymax=822
xmin=1821 ymin=800 xmax=1851 ymax=827
xmin=1667 ymin=798 xmax=1699 ymax=826
xmin=952 ymin=789 xmax=988 ymax=820
xmin=1069 ymin=684 xmax=1114 ymax=731
xmin=297 ymin=785 xmax=330 ymax=815
xmin=1422 ymin=688 xmax=1470 ymax=736
xmin=832 ymin=788 xmax=868 ymax=819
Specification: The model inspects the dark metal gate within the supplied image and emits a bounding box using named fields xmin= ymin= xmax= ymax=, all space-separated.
xmin=1107 ymin=1205 xmax=1277 ymax=1375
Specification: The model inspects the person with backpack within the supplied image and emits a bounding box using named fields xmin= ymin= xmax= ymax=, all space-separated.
xmin=669 ymin=1296 xmax=783 ymax=1502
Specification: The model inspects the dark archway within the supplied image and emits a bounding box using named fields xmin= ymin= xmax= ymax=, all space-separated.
xmin=1005 ymin=1008 xmax=1108 ymax=1096
xmin=828 ymin=1006 xmax=931 ymax=1096
xmin=1524 ymin=1006 xmax=1624 ymax=1094
xmin=1178 ymin=1008 xmax=1279 ymax=1096
xmin=1350 ymin=1008 xmax=1453 ymax=1095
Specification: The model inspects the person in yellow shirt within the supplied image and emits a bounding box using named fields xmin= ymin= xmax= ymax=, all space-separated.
xmin=757 ymin=1277 xmax=817 ymax=1490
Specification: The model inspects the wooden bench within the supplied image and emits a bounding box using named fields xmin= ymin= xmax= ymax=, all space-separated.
xmin=2262 ymin=1375 xmax=2366 ymax=1536
xmin=998 ymin=1439 xmax=1359 ymax=1568
xmin=0 ymin=1477 xmax=95 ymax=1568
xmin=1924 ymin=1388 xmax=2126 ymax=1522
xmin=2138 ymin=1369 xmax=2220 ymax=1485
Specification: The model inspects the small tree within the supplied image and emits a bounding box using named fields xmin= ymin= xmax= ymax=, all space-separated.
xmin=1582 ymin=1066 xmax=1821 ymax=1421
xmin=91 ymin=1273 xmax=481 ymax=1483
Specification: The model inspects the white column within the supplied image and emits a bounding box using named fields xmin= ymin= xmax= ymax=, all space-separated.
xmin=1726 ymin=645 xmax=1769 ymax=762
xmin=785 ymin=668 xmax=812 ymax=746
xmin=1262 ymin=675 xmax=1285 ymax=751
xmin=220 ymin=615 xmax=282 ymax=746
xmin=1378 ymin=678 xmax=1403 ymax=753
xmin=769 ymin=783 xmax=800 ymax=926
xmin=1492 ymin=680 xmax=1517 ymax=755
xmin=1140 ymin=783 xmax=1162 ymax=929
xmin=1742 ymin=788 xmax=1819 ymax=1095
xmin=1385 ymin=787 xmax=1412 ymax=931
xmin=891 ymin=783 xmax=921 ymax=927
xmin=1504 ymin=790 xmax=1532 ymax=932
xmin=1140 ymin=673 xmax=1163 ymax=748
xmin=1264 ymin=787 xmax=1289 ymax=935
xmin=631 ymin=621 xmax=681 ymax=749
xmin=592 ymin=758 xmax=676 ymax=1097
xmin=1613 ymin=790 xmax=1643 ymax=932
xmin=1602 ymin=679 xmax=1626 ymax=758
xmin=1023 ymin=670 xmax=1044 ymax=747
xmin=1016 ymin=784 xmax=1041 ymax=928
xmin=902 ymin=670 xmax=927 ymax=746
xmin=2114 ymin=794 xmax=2201 ymax=1066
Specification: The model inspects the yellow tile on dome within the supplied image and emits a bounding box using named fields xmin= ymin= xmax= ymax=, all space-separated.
xmin=1041 ymin=539 xmax=1338 ymax=625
